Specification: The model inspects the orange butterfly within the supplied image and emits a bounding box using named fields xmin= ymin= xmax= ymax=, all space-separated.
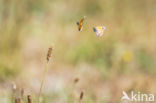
xmin=76 ymin=16 xmax=86 ymax=32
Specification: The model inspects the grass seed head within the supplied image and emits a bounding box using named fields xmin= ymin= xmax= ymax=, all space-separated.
xmin=27 ymin=95 xmax=32 ymax=103
xmin=80 ymin=91 xmax=84 ymax=100
xmin=74 ymin=77 xmax=79 ymax=84
xmin=47 ymin=45 xmax=53 ymax=62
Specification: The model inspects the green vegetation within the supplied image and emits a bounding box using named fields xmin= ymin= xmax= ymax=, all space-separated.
xmin=0 ymin=0 xmax=156 ymax=103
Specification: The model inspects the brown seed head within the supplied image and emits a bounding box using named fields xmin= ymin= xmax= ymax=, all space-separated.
xmin=74 ymin=78 xmax=79 ymax=84
xmin=47 ymin=45 xmax=53 ymax=62
xmin=80 ymin=91 xmax=84 ymax=100
xmin=27 ymin=95 xmax=32 ymax=103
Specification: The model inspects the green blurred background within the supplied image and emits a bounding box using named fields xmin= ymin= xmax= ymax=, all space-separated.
xmin=0 ymin=0 xmax=156 ymax=103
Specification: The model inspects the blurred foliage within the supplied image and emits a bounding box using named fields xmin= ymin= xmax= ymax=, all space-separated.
xmin=0 ymin=0 xmax=51 ymax=80
xmin=66 ymin=37 xmax=115 ymax=66
xmin=0 ymin=1 xmax=156 ymax=103
xmin=0 ymin=0 xmax=156 ymax=80
xmin=137 ymin=49 xmax=156 ymax=74
xmin=0 ymin=64 xmax=18 ymax=81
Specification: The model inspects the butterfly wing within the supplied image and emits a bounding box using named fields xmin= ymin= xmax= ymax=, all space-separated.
xmin=77 ymin=16 xmax=86 ymax=31
xmin=78 ymin=21 xmax=83 ymax=31
xmin=93 ymin=26 xmax=106 ymax=37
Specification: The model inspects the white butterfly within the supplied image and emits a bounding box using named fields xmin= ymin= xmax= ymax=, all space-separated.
xmin=93 ymin=26 xmax=106 ymax=37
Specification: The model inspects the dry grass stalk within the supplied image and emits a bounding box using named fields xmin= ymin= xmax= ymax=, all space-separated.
xmin=38 ymin=45 xmax=53 ymax=103
xmin=12 ymin=83 xmax=17 ymax=103
xmin=15 ymin=97 xmax=21 ymax=103
xmin=27 ymin=95 xmax=32 ymax=103
xmin=68 ymin=78 xmax=80 ymax=103
xmin=12 ymin=83 xmax=17 ymax=94
xmin=21 ymin=88 xmax=24 ymax=98
xmin=20 ymin=88 xmax=25 ymax=103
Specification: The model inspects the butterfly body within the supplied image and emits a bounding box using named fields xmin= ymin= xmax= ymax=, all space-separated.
xmin=93 ymin=26 xmax=106 ymax=37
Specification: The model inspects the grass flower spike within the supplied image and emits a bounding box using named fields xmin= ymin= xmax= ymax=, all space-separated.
xmin=38 ymin=45 xmax=53 ymax=103
xmin=47 ymin=45 xmax=53 ymax=62
xmin=79 ymin=91 xmax=84 ymax=103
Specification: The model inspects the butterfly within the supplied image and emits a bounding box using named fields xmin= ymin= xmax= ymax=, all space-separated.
xmin=76 ymin=16 xmax=86 ymax=32
xmin=93 ymin=26 xmax=106 ymax=37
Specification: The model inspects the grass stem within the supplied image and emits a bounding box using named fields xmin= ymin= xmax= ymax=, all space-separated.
xmin=38 ymin=62 xmax=49 ymax=103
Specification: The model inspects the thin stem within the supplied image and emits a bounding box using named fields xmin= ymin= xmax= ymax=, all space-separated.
xmin=38 ymin=62 xmax=49 ymax=103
